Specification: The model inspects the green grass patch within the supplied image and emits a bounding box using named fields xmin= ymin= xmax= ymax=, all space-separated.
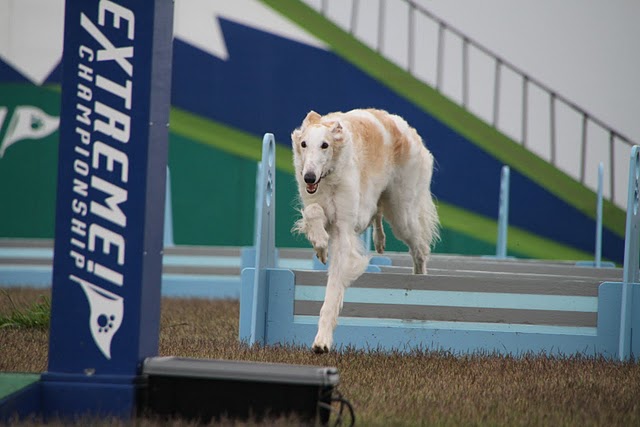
xmin=0 ymin=290 xmax=51 ymax=330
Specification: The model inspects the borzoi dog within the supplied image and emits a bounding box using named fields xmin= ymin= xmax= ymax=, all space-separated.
xmin=291 ymin=108 xmax=439 ymax=353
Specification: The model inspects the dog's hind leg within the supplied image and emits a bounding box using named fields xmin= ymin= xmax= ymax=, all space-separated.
xmin=384 ymin=193 xmax=439 ymax=275
xmin=372 ymin=210 xmax=386 ymax=254
xmin=312 ymin=229 xmax=369 ymax=353
xmin=294 ymin=203 xmax=329 ymax=263
xmin=409 ymin=195 xmax=440 ymax=274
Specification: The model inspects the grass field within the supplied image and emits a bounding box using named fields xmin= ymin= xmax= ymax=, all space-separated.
xmin=1 ymin=288 xmax=640 ymax=426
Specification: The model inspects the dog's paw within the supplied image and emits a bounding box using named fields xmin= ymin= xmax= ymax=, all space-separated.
xmin=315 ymin=246 xmax=328 ymax=264
xmin=312 ymin=332 xmax=332 ymax=354
xmin=309 ymin=227 xmax=329 ymax=263
xmin=374 ymin=241 xmax=385 ymax=254
xmin=312 ymin=344 xmax=330 ymax=354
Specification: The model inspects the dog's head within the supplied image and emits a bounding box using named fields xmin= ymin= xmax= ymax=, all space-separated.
xmin=291 ymin=111 xmax=345 ymax=195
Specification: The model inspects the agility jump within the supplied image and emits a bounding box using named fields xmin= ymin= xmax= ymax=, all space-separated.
xmin=241 ymin=135 xmax=640 ymax=361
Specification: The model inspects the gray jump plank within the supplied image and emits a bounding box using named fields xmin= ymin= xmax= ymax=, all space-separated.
xmin=0 ymin=238 xmax=54 ymax=248
xmin=163 ymin=245 xmax=241 ymax=257
xmin=293 ymin=270 xmax=602 ymax=296
xmin=379 ymin=265 xmax=622 ymax=281
xmin=278 ymin=248 xmax=315 ymax=259
xmin=387 ymin=253 xmax=583 ymax=267
xmin=294 ymin=301 xmax=597 ymax=327
xmin=0 ymin=258 xmax=52 ymax=266
xmin=162 ymin=266 xmax=240 ymax=276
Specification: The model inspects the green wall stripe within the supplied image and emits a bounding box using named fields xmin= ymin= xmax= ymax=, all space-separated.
xmin=259 ymin=0 xmax=625 ymax=239
xmin=170 ymin=107 xmax=295 ymax=174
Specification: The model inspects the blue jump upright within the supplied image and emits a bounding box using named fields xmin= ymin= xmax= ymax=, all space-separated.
xmin=239 ymin=134 xmax=278 ymax=346
xmin=0 ymin=0 xmax=175 ymax=420
xmin=496 ymin=165 xmax=510 ymax=259
xmin=618 ymin=147 xmax=640 ymax=360
xmin=576 ymin=162 xmax=615 ymax=268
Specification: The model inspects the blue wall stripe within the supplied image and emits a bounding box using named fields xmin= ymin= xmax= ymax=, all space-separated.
xmin=278 ymin=259 xmax=314 ymax=270
xmin=294 ymin=285 xmax=598 ymax=312
xmin=0 ymin=248 xmax=53 ymax=259
xmin=163 ymin=255 xmax=241 ymax=267
xmin=293 ymin=315 xmax=598 ymax=336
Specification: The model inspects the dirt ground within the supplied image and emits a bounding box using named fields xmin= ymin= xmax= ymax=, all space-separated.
xmin=1 ymin=288 xmax=640 ymax=426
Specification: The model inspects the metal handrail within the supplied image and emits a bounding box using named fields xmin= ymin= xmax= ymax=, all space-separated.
xmin=316 ymin=0 xmax=635 ymax=203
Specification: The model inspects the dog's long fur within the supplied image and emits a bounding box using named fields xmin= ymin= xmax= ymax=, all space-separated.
xmin=291 ymin=108 xmax=439 ymax=353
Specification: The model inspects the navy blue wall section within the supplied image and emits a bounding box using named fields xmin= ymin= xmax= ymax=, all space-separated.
xmin=0 ymin=19 xmax=624 ymax=262
xmin=0 ymin=62 xmax=29 ymax=83
xmin=170 ymin=19 xmax=624 ymax=262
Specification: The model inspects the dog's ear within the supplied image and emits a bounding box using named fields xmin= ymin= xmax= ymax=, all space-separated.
xmin=302 ymin=111 xmax=321 ymax=128
xmin=330 ymin=121 xmax=344 ymax=141
xmin=291 ymin=128 xmax=302 ymax=143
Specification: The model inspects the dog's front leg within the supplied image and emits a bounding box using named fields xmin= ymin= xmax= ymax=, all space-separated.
xmin=312 ymin=229 xmax=369 ymax=353
xmin=312 ymin=272 xmax=345 ymax=353
xmin=295 ymin=203 xmax=329 ymax=263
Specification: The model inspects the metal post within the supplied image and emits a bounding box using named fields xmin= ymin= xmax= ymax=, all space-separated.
xmin=407 ymin=4 xmax=414 ymax=73
xmin=492 ymin=59 xmax=501 ymax=127
xmin=521 ymin=76 xmax=528 ymax=147
xmin=579 ymin=113 xmax=588 ymax=183
xmin=377 ymin=0 xmax=385 ymax=53
xmin=610 ymin=132 xmax=616 ymax=202
xmin=436 ymin=23 xmax=445 ymax=91
xmin=462 ymin=37 xmax=469 ymax=108
xmin=350 ymin=0 xmax=359 ymax=35
xmin=549 ymin=93 xmax=556 ymax=164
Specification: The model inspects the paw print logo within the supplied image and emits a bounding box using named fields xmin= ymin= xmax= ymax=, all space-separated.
xmin=72 ymin=275 xmax=124 ymax=360
xmin=97 ymin=313 xmax=117 ymax=334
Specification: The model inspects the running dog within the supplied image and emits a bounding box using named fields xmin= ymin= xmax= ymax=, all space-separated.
xmin=291 ymin=108 xmax=439 ymax=353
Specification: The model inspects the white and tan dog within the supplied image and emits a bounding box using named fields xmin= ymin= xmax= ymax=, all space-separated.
xmin=291 ymin=108 xmax=440 ymax=353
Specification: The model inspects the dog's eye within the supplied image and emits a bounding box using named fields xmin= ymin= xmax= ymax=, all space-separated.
xmin=321 ymin=142 xmax=329 ymax=149
xmin=301 ymin=141 xmax=307 ymax=148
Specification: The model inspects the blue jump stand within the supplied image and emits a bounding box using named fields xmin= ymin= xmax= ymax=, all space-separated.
xmin=239 ymin=134 xmax=279 ymax=346
xmin=576 ymin=162 xmax=616 ymax=268
xmin=240 ymin=160 xmax=279 ymax=271
xmin=483 ymin=165 xmax=514 ymax=260
xmin=618 ymin=147 xmax=640 ymax=360
xmin=0 ymin=0 xmax=175 ymax=420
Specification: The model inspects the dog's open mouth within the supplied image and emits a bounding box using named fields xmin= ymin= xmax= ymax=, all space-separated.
xmin=306 ymin=180 xmax=320 ymax=194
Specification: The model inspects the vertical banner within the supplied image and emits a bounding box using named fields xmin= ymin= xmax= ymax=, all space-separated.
xmin=42 ymin=0 xmax=173 ymax=417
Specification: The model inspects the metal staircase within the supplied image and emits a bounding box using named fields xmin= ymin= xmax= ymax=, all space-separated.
xmin=304 ymin=0 xmax=635 ymax=208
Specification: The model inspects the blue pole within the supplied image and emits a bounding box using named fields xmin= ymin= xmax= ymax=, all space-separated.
xmin=595 ymin=162 xmax=603 ymax=268
xmin=164 ymin=167 xmax=174 ymax=247
xmin=250 ymin=134 xmax=277 ymax=345
xmin=496 ymin=166 xmax=510 ymax=259
xmin=43 ymin=0 xmax=173 ymax=418
xmin=619 ymin=146 xmax=640 ymax=360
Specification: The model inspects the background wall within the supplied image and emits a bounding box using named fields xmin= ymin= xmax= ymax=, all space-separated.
xmin=0 ymin=0 xmax=632 ymax=263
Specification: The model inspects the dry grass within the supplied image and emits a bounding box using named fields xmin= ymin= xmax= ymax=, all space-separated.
xmin=1 ymin=288 xmax=640 ymax=426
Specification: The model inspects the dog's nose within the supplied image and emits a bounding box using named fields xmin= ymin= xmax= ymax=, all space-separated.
xmin=304 ymin=172 xmax=317 ymax=184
